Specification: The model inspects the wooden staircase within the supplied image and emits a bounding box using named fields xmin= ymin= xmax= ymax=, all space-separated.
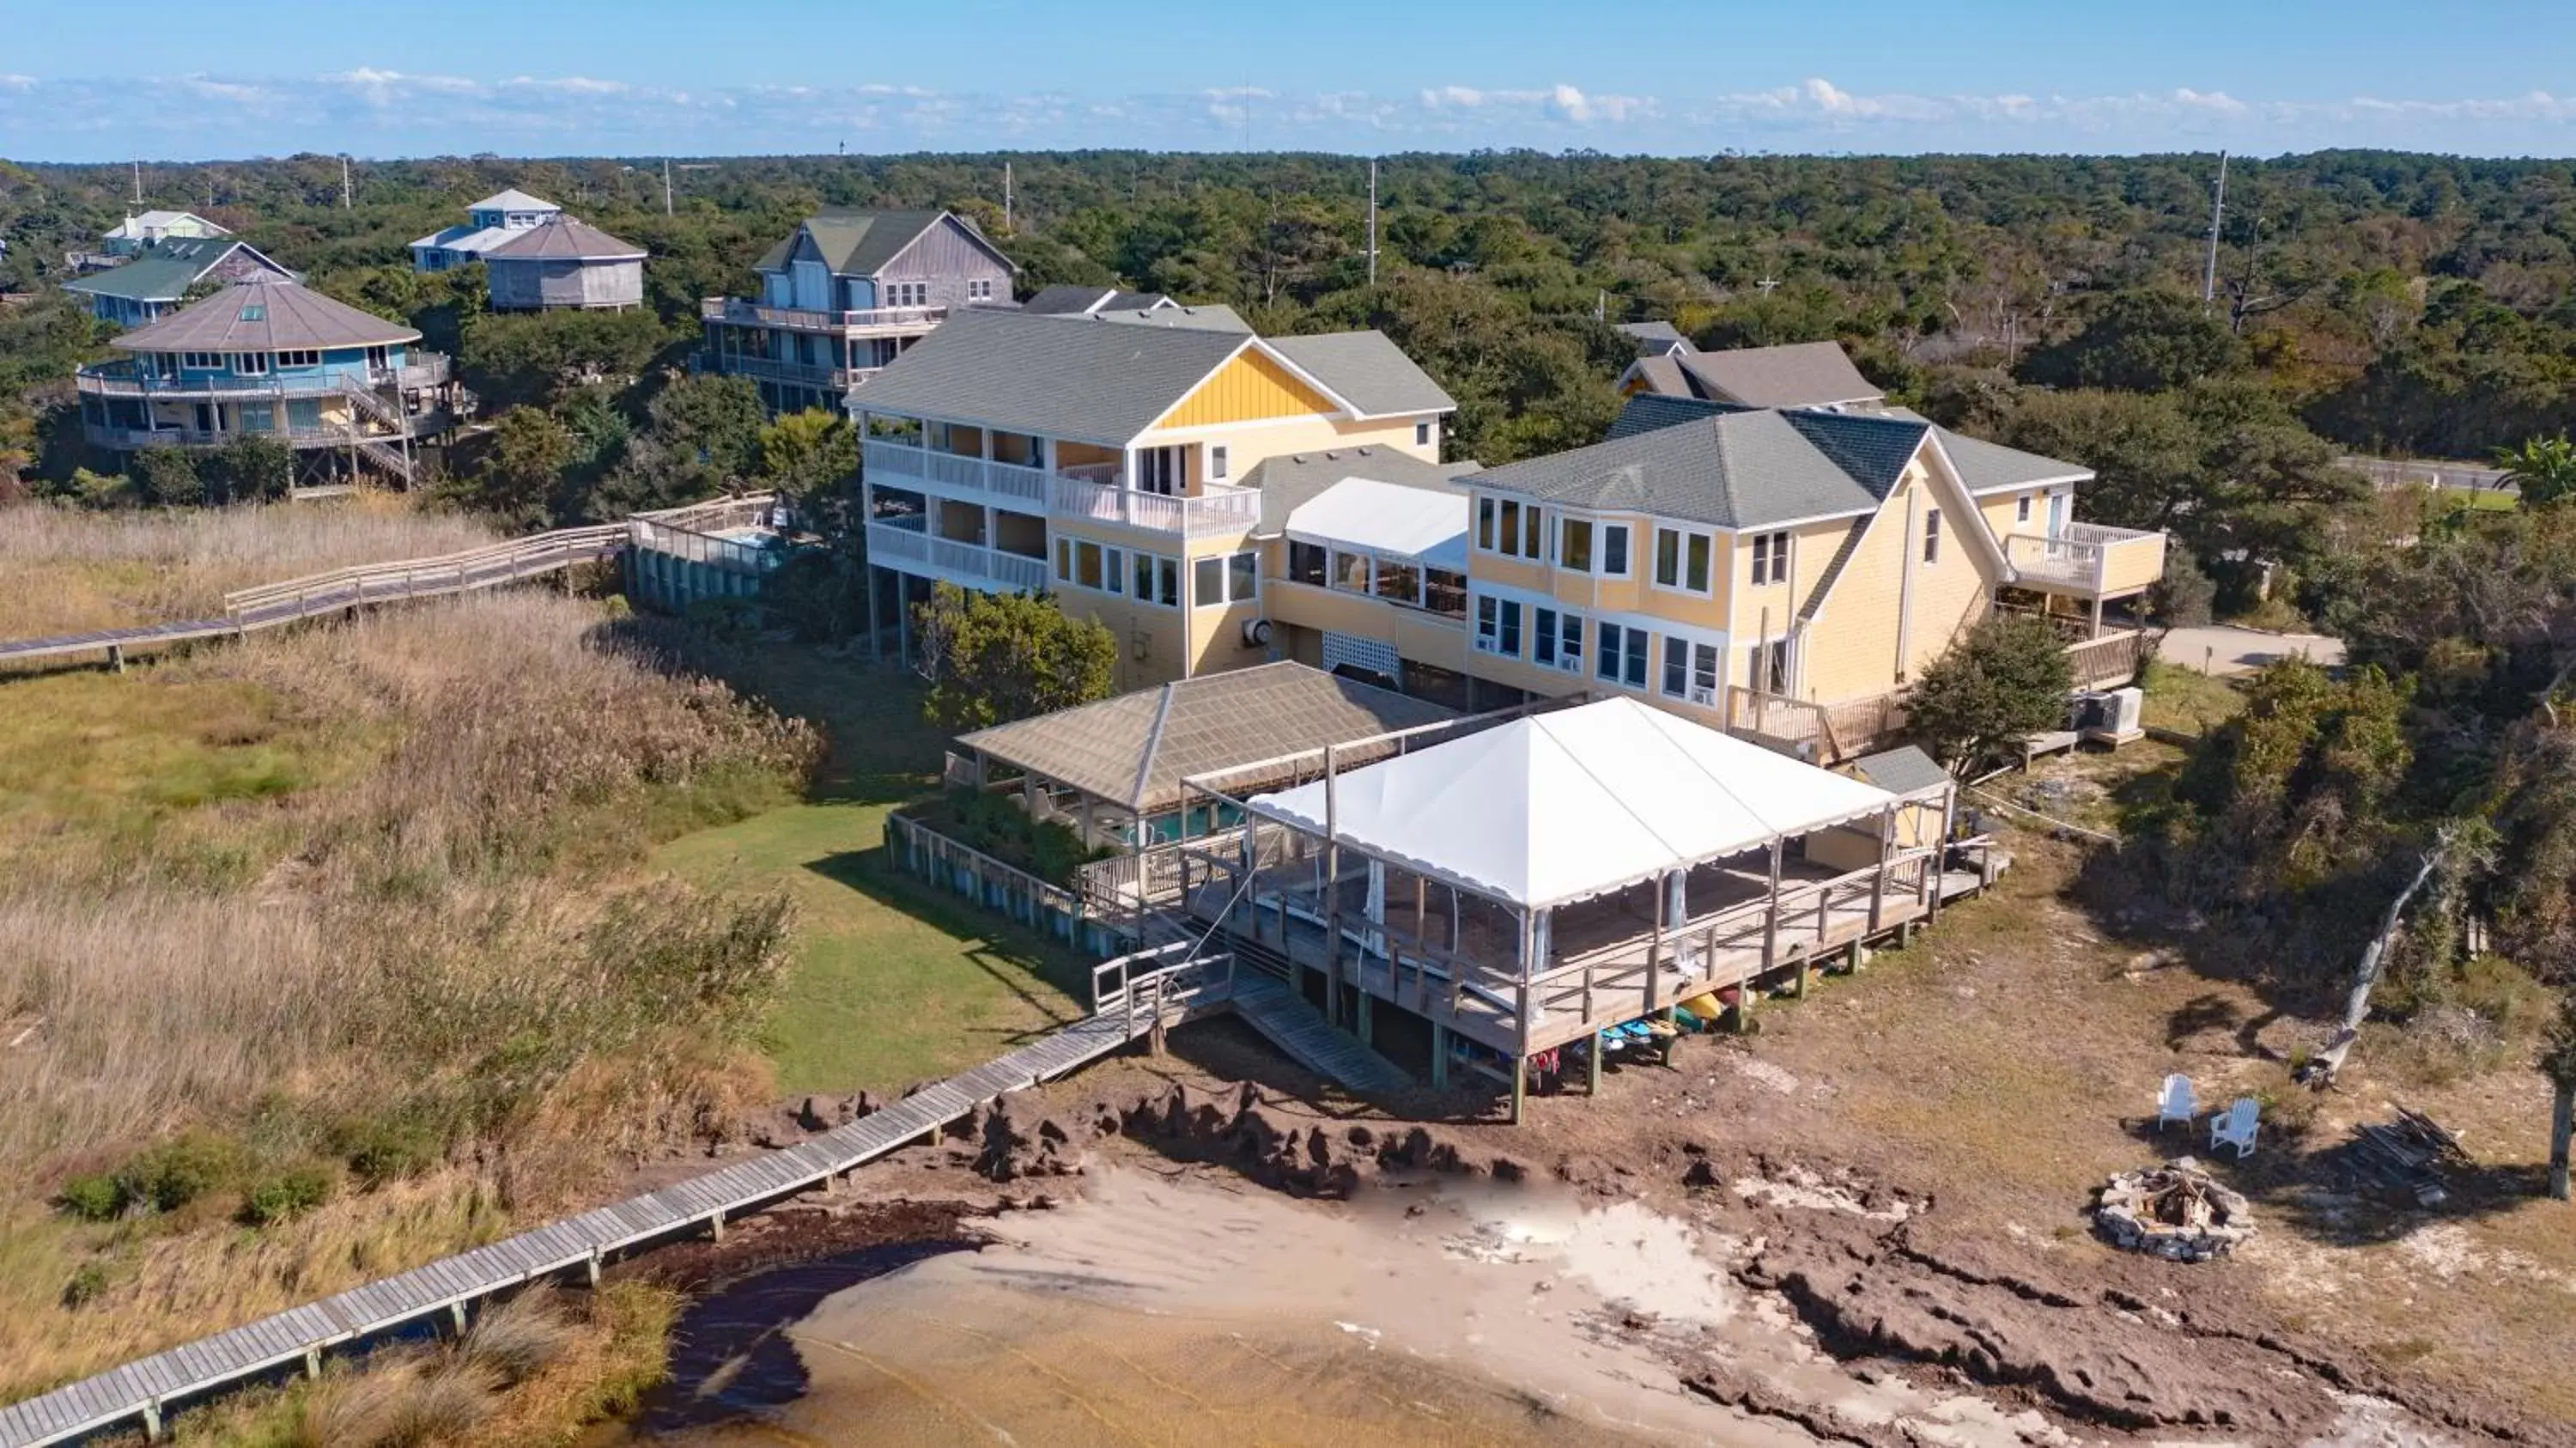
xmin=1227 ymin=971 xmax=1416 ymax=1097
xmin=337 ymin=382 xmax=417 ymax=484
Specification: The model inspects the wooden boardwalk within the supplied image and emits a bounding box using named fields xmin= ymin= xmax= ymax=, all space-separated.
xmin=0 ymin=496 xmax=769 ymax=672
xmin=0 ymin=957 xmax=1223 ymax=1448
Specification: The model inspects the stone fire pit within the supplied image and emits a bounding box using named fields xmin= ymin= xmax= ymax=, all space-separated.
xmin=2094 ymin=1158 xmax=2255 ymax=1262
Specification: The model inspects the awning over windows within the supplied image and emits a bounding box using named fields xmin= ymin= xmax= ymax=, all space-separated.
xmin=1245 ymin=697 xmax=1900 ymax=910
xmin=1283 ymin=477 xmax=1470 ymax=571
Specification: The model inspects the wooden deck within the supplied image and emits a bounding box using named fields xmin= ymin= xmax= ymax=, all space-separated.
xmin=0 ymin=496 xmax=770 ymax=672
xmin=0 ymin=952 xmax=1222 ymax=1448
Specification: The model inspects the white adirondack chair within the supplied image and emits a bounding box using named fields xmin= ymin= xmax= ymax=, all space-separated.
xmin=2209 ymin=1097 xmax=2261 ymax=1159
xmin=2155 ymin=1074 xmax=2197 ymax=1131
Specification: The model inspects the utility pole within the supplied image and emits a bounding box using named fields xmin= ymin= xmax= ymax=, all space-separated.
xmin=1365 ymin=157 xmax=1378 ymax=286
xmin=1004 ymin=160 xmax=1012 ymax=234
xmin=341 ymin=155 xmax=352 ymax=210
xmin=662 ymin=157 xmax=674 ymax=216
xmin=2202 ymin=150 xmax=2228 ymax=305
xmin=131 ymin=159 xmax=141 ymax=204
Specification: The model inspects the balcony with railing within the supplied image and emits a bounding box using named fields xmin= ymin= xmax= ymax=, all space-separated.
xmin=707 ymin=353 xmax=883 ymax=392
xmin=76 ymin=354 xmax=452 ymax=401
xmin=701 ymin=296 xmax=949 ymax=338
xmin=1048 ymin=472 xmax=1263 ymax=540
xmin=2004 ymin=522 xmax=2166 ymax=598
xmin=866 ymin=514 xmax=1049 ymax=593
xmin=862 ymin=438 xmax=1054 ymax=507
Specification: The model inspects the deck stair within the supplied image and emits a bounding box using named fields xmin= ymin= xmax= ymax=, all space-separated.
xmin=1227 ymin=970 xmax=1416 ymax=1096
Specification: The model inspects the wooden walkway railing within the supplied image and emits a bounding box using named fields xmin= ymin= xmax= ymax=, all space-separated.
xmin=0 ymin=945 xmax=1230 ymax=1448
xmin=0 ymin=496 xmax=775 ymax=672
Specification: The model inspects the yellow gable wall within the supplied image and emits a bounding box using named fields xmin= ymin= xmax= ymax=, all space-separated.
xmin=1792 ymin=470 xmax=2000 ymax=704
xmin=1159 ymin=348 xmax=1338 ymax=429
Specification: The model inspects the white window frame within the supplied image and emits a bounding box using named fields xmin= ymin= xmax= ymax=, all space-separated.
xmin=1473 ymin=594 xmax=1524 ymax=656
xmin=179 ymin=350 xmax=222 ymax=370
xmin=967 ymin=278 xmax=993 ymax=301
xmin=1923 ymin=508 xmax=1942 ymax=567
xmin=230 ymin=352 xmax=270 ymax=376
xmin=2015 ymin=493 xmax=2033 ymax=525
xmin=1601 ymin=522 xmax=1631 ymax=579
xmin=1208 ymin=443 xmax=1229 ymax=481
xmin=1475 ymin=496 xmax=1544 ymax=562
xmin=274 ymin=349 xmax=320 ymax=369
xmin=1750 ymin=530 xmax=1791 ymax=587
xmin=1414 ymin=420 xmax=1432 ymax=447
xmin=1557 ymin=514 xmax=1595 ymax=574
xmin=1596 ymin=620 xmax=1649 ymax=691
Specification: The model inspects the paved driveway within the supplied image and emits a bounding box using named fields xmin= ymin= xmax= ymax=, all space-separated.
xmin=2159 ymin=624 xmax=2345 ymax=676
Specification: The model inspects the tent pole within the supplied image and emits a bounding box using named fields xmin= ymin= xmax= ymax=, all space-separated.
xmin=1761 ymin=837 xmax=1784 ymax=989
xmin=1321 ymin=745 xmax=1341 ymax=1027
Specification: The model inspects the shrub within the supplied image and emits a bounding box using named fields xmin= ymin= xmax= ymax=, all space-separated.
xmin=60 ymin=1262 xmax=109 ymax=1309
xmin=56 ymin=1174 xmax=122 ymax=1222
xmin=335 ymin=1113 xmax=446 ymax=1189
xmin=935 ymin=787 xmax=1109 ymax=885
xmin=240 ymin=1162 xmax=337 ymax=1226
xmin=114 ymin=1132 xmax=240 ymax=1214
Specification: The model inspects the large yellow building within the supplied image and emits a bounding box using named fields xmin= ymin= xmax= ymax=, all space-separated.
xmin=857 ymin=315 xmax=2163 ymax=752
xmin=850 ymin=306 xmax=1457 ymax=691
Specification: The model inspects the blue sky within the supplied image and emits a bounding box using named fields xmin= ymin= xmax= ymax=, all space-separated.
xmin=8 ymin=0 xmax=2576 ymax=161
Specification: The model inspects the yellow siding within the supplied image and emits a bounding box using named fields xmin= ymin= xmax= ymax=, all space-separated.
xmin=1160 ymin=349 xmax=1337 ymax=429
xmin=1265 ymin=581 xmax=1471 ymax=672
xmin=1054 ymin=593 xmax=1191 ymax=693
xmin=1793 ymin=473 xmax=1999 ymax=704
xmin=2099 ymin=532 xmax=2167 ymax=594
xmin=1188 ymin=597 xmax=1272 ymax=677
xmin=1463 ymin=648 xmax=1731 ymax=732
xmin=1144 ymin=414 xmax=1434 ymax=471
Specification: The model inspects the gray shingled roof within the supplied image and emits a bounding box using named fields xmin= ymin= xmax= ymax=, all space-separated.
xmin=1241 ymin=446 xmax=1479 ymax=534
xmin=1022 ymin=283 xmax=1118 ymax=314
xmin=755 ymin=210 xmax=990 ymax=277
xmin=850 ymin=307 xmax=1252 ymax=443
xmin=64 ymin=238 xmax=289 ymax=302
xmin=957 ymin=660 xmax=1456 ymax=813
xmin=1089 ymin=303 xmax=1250 ymax=332
xmin=1666 ymin=341 xmax=1882 ymax=409
xmin=1606 ymin=391 xmax=1756 ymax=441
xmin=467 ymin=188 xmax=559 ymax=213
xmin=1472 ymin=404 xmax=1929 ymax=531
xmin=1929 ymin=425 xmax=2093 ymax=493
xmin=1269 ymin=332 xmax=1456 ymax=418
xmin=1618 ymin=320 xmax=1693 ymax=359
xmin=1850 ymin=745 xmax=1951 ymax=796
xmin=112 ymin=278 xmax=419 ymax=353
xmin=483 ymin=216 xmax=646 ymax=262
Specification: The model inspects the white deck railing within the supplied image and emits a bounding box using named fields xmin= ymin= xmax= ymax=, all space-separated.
xmin=866 ymin=517 xmax=1048 ymax=593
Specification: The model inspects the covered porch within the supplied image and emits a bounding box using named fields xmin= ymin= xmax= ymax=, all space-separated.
xmin=1171 ymin=697 xmax=1991 ymax=1108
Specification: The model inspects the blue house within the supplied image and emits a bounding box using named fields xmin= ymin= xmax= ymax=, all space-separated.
xmin=61 ymin=237 xmax=295 ymax=327
xmin=75 ymin=277 xmax=463 ymax=487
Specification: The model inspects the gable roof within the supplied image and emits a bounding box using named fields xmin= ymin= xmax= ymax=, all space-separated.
xmin=64 ymin=239 xmax=290 ymax=302
xmin=851 ymin=306 xmax=1257 ymax=443
xmin=1849 ymin=745 xmax=1952 ymax=798
xmin=1246 ymin=696 xmax=1897 ymax=909
xmin=1473 ymin=399 xmax=1929 ymax=531
xmin=467 ymin=188 xmax=559 ymax=213
xmin=756 ymin=210 xmax=1007 ymax=277
xmin=410 ymin=223 xmax=511 ymax=254
xmin=1267 ymin=332 xmax=1455 ymax=418
xmin=1617 ymin=319 xmax=1693 ymax=359
xmin=106 ymin=210 xmax=229 ymax=240
xmin=957 ymin=660 xmax=1455 ymax=814
xmin=1285 ymin=478 xmax=1472 ymax=570
xmin=483 ymin=215 xmax=647 ymax=262
xmin=1923 ymin=424 xmax=2092 ymax=494
xmin=111 ymin=278 xmax=418 ymax=353
xmin=1640 ymin=340 xmax=1882 ymax=410
xmin=1024 ymin=283 xmax=1177 ymax=316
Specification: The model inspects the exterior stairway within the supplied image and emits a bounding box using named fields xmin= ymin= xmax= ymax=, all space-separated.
xmin=337 ymin=383 xmax=418 ymax=484
xmin=1226 ymin=970 xmax=1417 ymax=1097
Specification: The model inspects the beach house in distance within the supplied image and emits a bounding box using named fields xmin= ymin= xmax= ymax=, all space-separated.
xmin=63 ymin=235 xmax=296 ymax=328
xmin=74 ymin=277 xmax=464 ymax=487
xmin=700 ymin=210 xmax=1017 ymax=414
xmin=409 ymin=188 xmax=565 ymax=271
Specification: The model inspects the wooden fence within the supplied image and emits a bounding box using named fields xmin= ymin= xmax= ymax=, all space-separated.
xmin=883 ymin=812 xmax=1131 ymax=957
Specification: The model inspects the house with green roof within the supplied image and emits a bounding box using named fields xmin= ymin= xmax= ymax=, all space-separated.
xmin=698 ymin=209 xmax=1018 ymax=413
xmin=62 ymin=237 xmax=295 ymax=328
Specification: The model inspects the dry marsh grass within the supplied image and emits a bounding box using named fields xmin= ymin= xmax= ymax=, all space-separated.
xmin=0 ymin=545 xmax=821 ymax=1401
xmin=0 ymin=496 xmax=496 ymax=639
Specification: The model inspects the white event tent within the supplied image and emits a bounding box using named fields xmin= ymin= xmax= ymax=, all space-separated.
xmin=1243 ymin=696 xmax=1901 ymax=911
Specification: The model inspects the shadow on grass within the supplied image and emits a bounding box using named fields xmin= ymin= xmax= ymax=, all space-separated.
xmin=804 ymin=844 xmax=1091 ymax=1037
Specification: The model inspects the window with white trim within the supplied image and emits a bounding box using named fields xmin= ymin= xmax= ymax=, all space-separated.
xmin=1474 ymin=596 xmax=1522 ymax=655
xmin=274 ymin=349 xmax=320 ymax=369
xmin=1075 ymin=540 xmax=1104 ymax=591
xmin=1104 ymin=545 xmax=1127 ymax=595
xmin=230 ymin=352 xmax=270 ymax=376
xmin=1531 ymin=606 xmax=1585 ymax=672
xmin=1596 ymin=621 xmax=1648 ymax=690
xmin=179 ymin=351 xmax=222 ymax=370
xmin=1923 ymin=508 xmax=1942 ymax=566
xmin=1662 ymin=636 xmax=1722 ymax=705
xmin=1208 ymin=444 xmax=1229 ymax=481
xmin=2015 ymin=492 xmax=2032 ymax=524
xmin=1602 ymin=523 xmax=1630 ymax=577
xmin=1654 ymin=526 xmax=1713 ymax=593
xmin=1750 ymin=530 xmax=1790 ymax=586
xmin=1288 ymin=541 xmax=1327 ymax=586
xmin=1558 ymin=516 xmax=1594 ymax=572
xmin=1191 ymin=551 xmax=1260 ymax=607
xmin=1414 ymin=420 xmax=1432 ymax=447
xmin=967 ymin=278 xmax=993 ymax=301
xmin=1477 ymin=496 xmax=1543 ymax=560
xmin=1054 ymin=538 xmax=1073 ymax=583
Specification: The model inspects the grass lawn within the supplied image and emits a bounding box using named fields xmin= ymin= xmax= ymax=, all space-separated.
xmin=654 ymin=646 xmax=1091 ymax=1098
xmin=2137 ymin=655 xmax=2245 ymax=738
xmin=2433 ymin=485 xmax=2519 ymax=513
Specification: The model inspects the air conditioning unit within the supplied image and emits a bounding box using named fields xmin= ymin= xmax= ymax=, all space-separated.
xmin=2066 ymin=690 xmax=2109 ymax=732
xmin=1241 ymin=617 xmax=1273 ymax=648
xmin=2082 ymin=685 xmax=2145 ymax=743
xmin=1472 ymin=636 xmax=1502 ymax=655
xmin=1687 ymin=685 xmax=1718 ymax=707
